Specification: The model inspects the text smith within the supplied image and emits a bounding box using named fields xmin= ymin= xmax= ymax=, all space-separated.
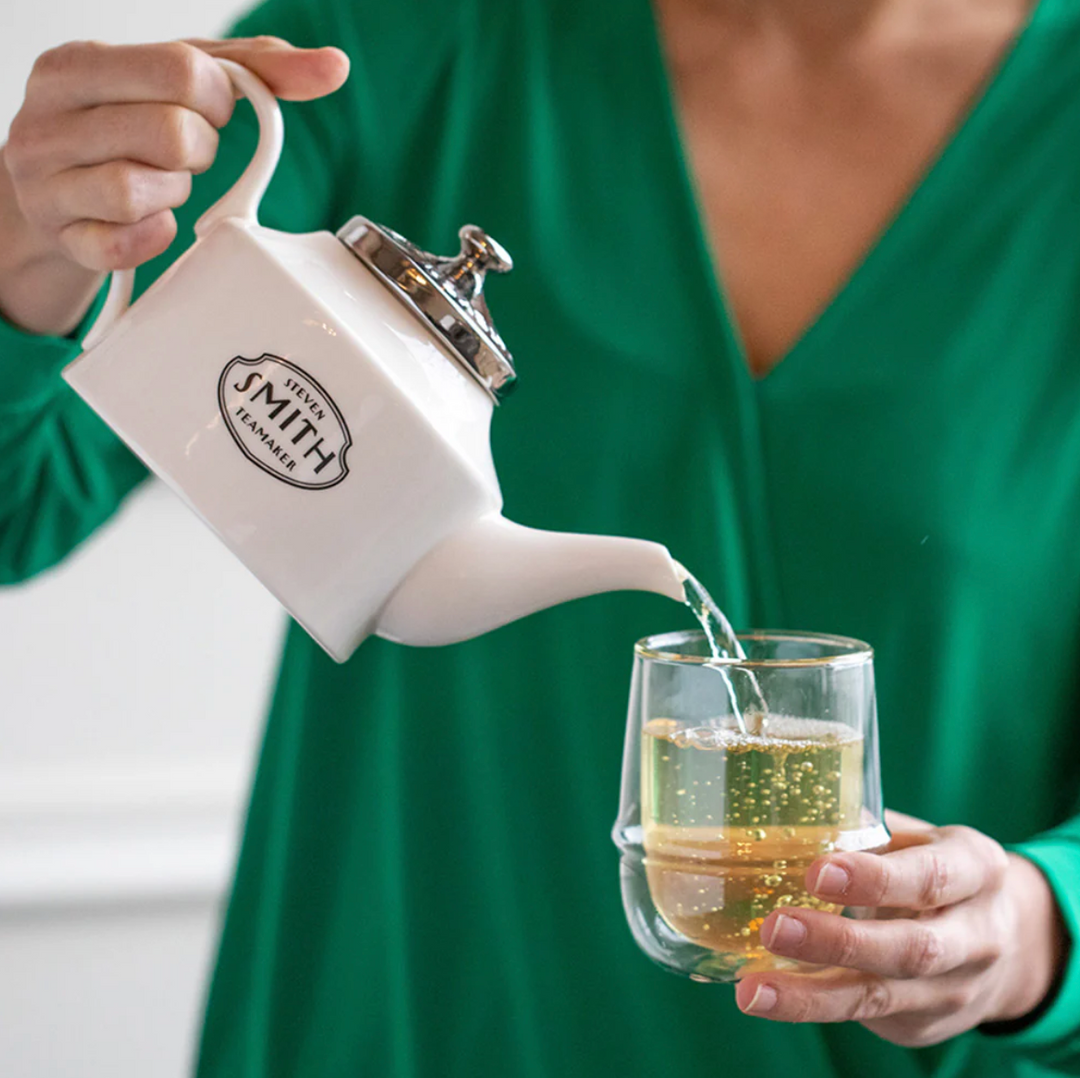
xmin=232 ymin=373 xmax=337 ymax=475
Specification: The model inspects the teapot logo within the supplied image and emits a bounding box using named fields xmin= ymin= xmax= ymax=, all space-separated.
xmin=218 ymin=354 xmax=351 ymax=489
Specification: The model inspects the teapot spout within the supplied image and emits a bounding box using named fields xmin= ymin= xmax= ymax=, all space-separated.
xmin=375 ymin=513 xmax=687 ymax=647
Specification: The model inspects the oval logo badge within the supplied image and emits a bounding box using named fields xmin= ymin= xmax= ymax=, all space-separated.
xmin=218 ymin=354 xmax=351 ymax=489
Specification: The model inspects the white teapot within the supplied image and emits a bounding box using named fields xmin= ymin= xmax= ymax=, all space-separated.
xmin=64 ymin=60 xmax=685 ymax=662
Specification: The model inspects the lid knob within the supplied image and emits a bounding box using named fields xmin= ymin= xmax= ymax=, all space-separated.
xmin=433 ymin=225 xmax=513 ymax=304
xmin=337 ymin=217 xmax=518 ymax=401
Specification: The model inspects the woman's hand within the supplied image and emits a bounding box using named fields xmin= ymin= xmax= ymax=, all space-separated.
xmin=0 ymin=37 xmax=349 ymax=334
xmin=735 ymin=811 xmax=1066 ymax=1047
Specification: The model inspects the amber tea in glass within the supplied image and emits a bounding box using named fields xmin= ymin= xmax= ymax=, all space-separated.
xmin=614 ymin=630 xmax=886 ymax=983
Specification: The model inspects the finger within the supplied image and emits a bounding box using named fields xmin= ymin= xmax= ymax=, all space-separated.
xmin=884 ymin=809 xmax=936 ymax=834
xmin=760 ymin=905 xmax=990 ymax=979
xmin=861 ymin=974 xmax=988 ymax=1048
xmin=735 ymin=967 xmax=925 ymax=1024
xmin=185 ymin=37 xmax=350 ymax=101
xmin=35 ymin=162 xmax=191 ymax=229
xmin=26 ymin=41 xmax=235 ymax=126
xmin=58 ymin=210 xmax=177 ymax=271
xmin=13 ymin=104 xmax=219 ymax=176
xmin=807 ymin=826 xmax=1008 ymax=909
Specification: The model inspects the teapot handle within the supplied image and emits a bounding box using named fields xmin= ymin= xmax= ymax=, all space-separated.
xmin=82 ymin=58 xmax=284 ymax=350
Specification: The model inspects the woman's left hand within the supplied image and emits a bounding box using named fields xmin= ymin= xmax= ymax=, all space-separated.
xmin=735 ymin=811 xmax=1066 ymax=1046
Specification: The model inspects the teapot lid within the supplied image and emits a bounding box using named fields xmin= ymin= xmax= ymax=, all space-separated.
xmin=337 ymin=217 xmax=517 ymax=401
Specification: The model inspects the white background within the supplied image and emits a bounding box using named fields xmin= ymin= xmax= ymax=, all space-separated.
xmin=0 ymin=2 xmax=286 ymax=1076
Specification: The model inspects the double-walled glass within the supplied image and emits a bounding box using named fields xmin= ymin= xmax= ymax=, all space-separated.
xmin=613 ymin=630 xmax=887 ymax=983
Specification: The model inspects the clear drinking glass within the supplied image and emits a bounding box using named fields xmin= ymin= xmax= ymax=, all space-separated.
xmin=613 ymin=630 xmax=887 ymax=983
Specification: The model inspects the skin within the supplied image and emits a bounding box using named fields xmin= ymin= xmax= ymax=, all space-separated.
xmin=0 ymin=38 xmax=348 ymax=335
xmin=738 ymin=812 xmax=1066 ymax=1044
xmin=654 ymin=0 xmax=1042 ymax=376
xmin=0 ymin=2 xmax=1067 ymax=1047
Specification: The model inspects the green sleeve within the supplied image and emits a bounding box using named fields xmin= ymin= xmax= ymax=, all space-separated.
xmin=0 ymin=0 xmax=349 ymax=584
xmin=982 ymin=821 xmax=1080 ymax=1072
xmin=0 ymin=294 xmax=147 ymax=583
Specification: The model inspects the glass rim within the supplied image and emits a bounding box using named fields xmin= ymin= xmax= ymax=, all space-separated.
xmin=634 ymin=629 xmax=873 ymax=669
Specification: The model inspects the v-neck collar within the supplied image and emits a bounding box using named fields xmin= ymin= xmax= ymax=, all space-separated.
xmin=642 ymin=0 xmax=1050 ymax=387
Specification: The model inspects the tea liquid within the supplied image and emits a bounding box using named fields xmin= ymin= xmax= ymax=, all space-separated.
xmin=677 ymin=567 xmax=767 ymax=725
xmin=642 ymin=716 xmax=871 ymax=961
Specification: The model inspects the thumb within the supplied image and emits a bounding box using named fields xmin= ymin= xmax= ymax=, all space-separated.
xmin=185 ymin=36 xmax=350 ymax=101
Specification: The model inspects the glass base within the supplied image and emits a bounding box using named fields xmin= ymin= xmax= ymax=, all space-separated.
xmin=619 ymin=847 xmax=874 ymax=984
xmin=687 ymin=951 xmax=803 ymax=984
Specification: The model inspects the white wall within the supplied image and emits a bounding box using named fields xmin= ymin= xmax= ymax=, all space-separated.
xmin=0 ymin=3 xmax=283 ymax=1077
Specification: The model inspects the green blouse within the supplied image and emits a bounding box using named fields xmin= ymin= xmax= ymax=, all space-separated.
xmin=3 ymin=0 xmax=1080 ymax=1075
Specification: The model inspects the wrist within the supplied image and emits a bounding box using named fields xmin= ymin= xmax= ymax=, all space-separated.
xmin=988 ymin=853 xmax=1067 ymax=1024
xmin=0 ymin=148 xmax=103 ymax=337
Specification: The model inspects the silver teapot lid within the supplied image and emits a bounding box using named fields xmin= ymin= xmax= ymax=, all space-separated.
xmin=337 ymin=217 xmax=516 ymax=401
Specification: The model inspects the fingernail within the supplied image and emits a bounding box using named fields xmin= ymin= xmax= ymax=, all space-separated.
xmin=766 ymin=913 xmax=806 ymax=952
xmin=744 ymin=984 xmax=778 ymax=1015
xmin=815 ymin=862 xmax=850 ymax=898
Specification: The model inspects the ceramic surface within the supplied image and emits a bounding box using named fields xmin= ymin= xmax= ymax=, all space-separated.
xmin=63 ymin=60 xmax=684 ymax=661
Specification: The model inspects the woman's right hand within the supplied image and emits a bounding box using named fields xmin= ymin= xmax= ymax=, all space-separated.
xmin=0 ymin=37 xmax=348 ymax=334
